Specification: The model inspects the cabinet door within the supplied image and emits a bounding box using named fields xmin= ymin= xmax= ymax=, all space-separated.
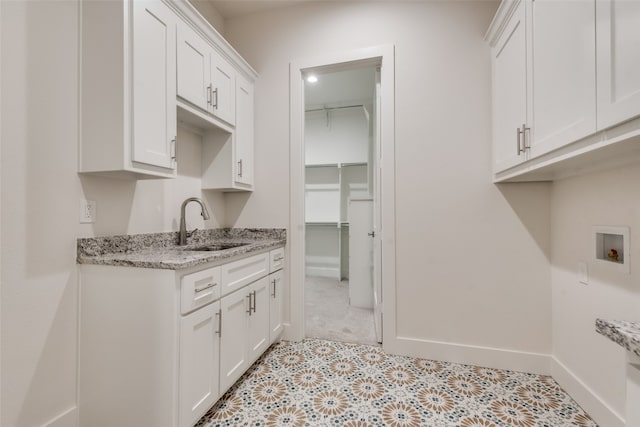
xmin=529 ymin=0 xmax=596 ymax=157
xmin=219 ymin=289 xmax=249 ymax=393
xmin=492 ymin=0 xmax=527 ymax=173
xmin=235 ymin=75 xmax=254 ymax=187
xmin=268 ymin=270 xmax=284 ymax=343
xmin=179 ymin=301 xmax=220 ymax=427
xmin=211 ymin=50 xmax=236 ymax=125
xmin=596 ymin=0 xmax=640 ymax=130
xmin=177 ymin=22 xmax=212 ymax=112
xmin=248 ymin=277 xmax=270 ymax=362
xmin=132 ymin=0 xmax=177 ymax=169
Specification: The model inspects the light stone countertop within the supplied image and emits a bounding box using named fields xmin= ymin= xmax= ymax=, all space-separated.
xmin=77 ymin=228 xmax=286 ymax=270
xmin=595 ymin=319 xmax=640 ymax=358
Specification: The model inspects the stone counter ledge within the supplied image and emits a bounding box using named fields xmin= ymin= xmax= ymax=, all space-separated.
xmin=596 ymin=319 xmax=640 ymax=358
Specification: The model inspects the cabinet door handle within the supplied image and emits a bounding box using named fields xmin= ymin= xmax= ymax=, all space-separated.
xmin=194 ymin=282 xmax=215 ymax=293
xmin=212 ymin=88 xmax=218 ymax=109
xmin=523 ymin=125 xmax=531 ymax=150
xmin=237 ymin=159 xmax=243 ymax=178
xmin=272 ymin=279 xmax=277 ymax=298
xmin=252 ymin=291 xmax=257 ymax=313
xmin=171 ymin=137 xmax=177 ymax=163
xmin=516 ymin=126 xmax=524 ymax=155
xmin=246 ymin=294 xmax=252 ymax=316
xmin=216 ymin=310 xmax=222 ymax=337
xmin=207 ymin=84 xmax=212 ymax=106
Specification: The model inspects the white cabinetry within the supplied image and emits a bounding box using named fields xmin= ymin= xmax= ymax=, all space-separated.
xmin=528 ymin=0 xmax=596 ymax=158
xmin=269 ymin=248 xmax=285 ymax=342
xmin=79 ymin=247 xmax=285 ymax=427
xmin=491 ymin=0 xmax=527 ymax=172
xmin=490 ymin=0 xmax=596 ymax=175
xmin=219 ymin=284 xmax=250 ymax=393
xmin=596 ymin=0 xmax=640 ymax=130
xmin=487 ymin=0 xmax=640 ymax=182
xmin=177 ymin=22 xmax=236 ymax=125
xmin=179 ymin=301 xmax=220 ymax=427
xmin=235 ymin=75 xmax=255 ymax=187
xmin=80 ymin=0 xmax=177 ymax=178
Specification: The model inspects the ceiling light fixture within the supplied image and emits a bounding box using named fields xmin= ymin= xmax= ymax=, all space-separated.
xmin=306 ymin=75 xmax=318 ymax=83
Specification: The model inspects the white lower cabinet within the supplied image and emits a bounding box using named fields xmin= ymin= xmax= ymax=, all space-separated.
xmin=179 ymin=301 xmax=221 ymax=427
xmin=269 ymin=269 xmax=284 ymax=342
xmin=79 ymin=248 xmax=285 ymax=427
xmin=220 ymin=276 xmax=270 ymax=393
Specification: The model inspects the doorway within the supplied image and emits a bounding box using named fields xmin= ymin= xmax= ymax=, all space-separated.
xmin=303 ymin=66 xmax=378 ymax=345
xmin=288 ymin=45 xmax=396 ymax=352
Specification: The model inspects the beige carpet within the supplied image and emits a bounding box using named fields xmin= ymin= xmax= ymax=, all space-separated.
xmin=304 ymin=275 xmax=379 ymax=346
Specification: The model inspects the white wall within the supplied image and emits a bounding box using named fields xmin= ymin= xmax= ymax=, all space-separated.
xmin=223 ymin=0 xmax=552 ymax=370
xmin=305 ymin=108 xmax=369 ymax=165
xmin=0 ymin=1 xmax=224 ymax=425
xmin=550 ymin=164 xmax=640 ymax=426
xmin=188 ymin=0 xmax=225 ymax=35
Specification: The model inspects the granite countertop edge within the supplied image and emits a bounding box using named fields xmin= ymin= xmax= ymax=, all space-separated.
xmin=595 ymin=318 xmax=640 ymax=358
xmin=77 ymin=228 xmax=286 ymax=270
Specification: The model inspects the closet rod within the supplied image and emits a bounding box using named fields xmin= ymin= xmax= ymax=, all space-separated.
xmin=305 ymin=104 xmax=363 ymax=113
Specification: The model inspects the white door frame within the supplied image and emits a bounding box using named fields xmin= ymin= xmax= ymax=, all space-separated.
xmin=287 ymin=44 xmax=397 ymax=351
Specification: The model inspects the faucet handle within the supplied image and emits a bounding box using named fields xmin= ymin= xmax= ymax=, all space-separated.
xmin=186 ymin=228 xmax=198 ymax=239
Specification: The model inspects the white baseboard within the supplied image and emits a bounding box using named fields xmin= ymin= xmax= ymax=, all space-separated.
xmin=551 ymin=357 xmax=625 ymax=427
xmin=386 ymin=335 xmax=551 ymax=375
xmin=305 ymin=266 xmax=339 ymax=279
xmin=43 ymin=407 xmax=77 ymax=427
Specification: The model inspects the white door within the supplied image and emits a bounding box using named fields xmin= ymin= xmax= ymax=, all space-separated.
xmin=248 ymin=277 xmax=270 ymax=361
xmin=219 ymin=289 xmax=248 ymax=393
xmin=492 ymin=0 xmax=527 ymax=173
xmin=177 ymin=22 xmax=211 ymax=111
xmin=269 ymin=270 xmax=284 ymax=343
xmin=529 ymin=0 xmax=596 ymax=157
xmin=596 ymin=0 xmax=640 ymax=130
xmin=235 ymin=76 xmax=254 ymax=187
xmin=348 ymin=199 xmax=374 ymax=309
xmin=372 ymin=69 xmax=383 ymax=343
xmin=179 ymin=301 xmax=220 ymax=427
xmin=211 ymin=50 xmax=236 ymax=125
xmin=132 ymin=0 xmax=176 ymax=169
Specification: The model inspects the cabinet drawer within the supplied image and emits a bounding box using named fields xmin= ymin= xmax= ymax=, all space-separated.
xmin=270 ymin=248 xmax=285 ymax=273
xmin=181 ymin=266 xmax=221 ymax=315
xmin=221 ymin=253 xmax=269 ymax=296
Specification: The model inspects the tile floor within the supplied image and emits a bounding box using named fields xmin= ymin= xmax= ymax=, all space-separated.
xmin=196 ymin=339 xmax=597 ymax=427
xmin=305 ymin=276 xmax=379 ymax=346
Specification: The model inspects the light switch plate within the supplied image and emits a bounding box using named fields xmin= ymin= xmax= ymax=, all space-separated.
xmin=80 ymin=199 xmax=96 ymax=223
xmin=578 ymin=261 xmax=588 ymax=285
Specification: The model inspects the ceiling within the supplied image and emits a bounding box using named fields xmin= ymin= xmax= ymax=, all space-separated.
xmin=304 ymin=67 xmax=376 ymax=108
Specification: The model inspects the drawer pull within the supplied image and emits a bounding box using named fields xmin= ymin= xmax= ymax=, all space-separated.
xmin=216 ymin=310 xmax=222 ymax=337
xmin=274 ymin=255 xmax=284 ymax=261
xmin=194 ymin=282 xmax=215 ymax=294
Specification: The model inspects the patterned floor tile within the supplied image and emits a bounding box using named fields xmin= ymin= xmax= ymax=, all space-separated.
xmin=196 ymin=339 xmax=597 ymax=427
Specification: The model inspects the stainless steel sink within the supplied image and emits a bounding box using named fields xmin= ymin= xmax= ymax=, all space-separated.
xmin=181 ymin=243 xmax=249 ymax=251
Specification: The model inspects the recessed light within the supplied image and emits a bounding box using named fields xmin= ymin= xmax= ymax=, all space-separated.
xmin=306 ymin=75 xmax=318 ymax=83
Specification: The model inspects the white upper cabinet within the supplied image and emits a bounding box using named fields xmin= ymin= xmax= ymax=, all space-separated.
xmin=596 ymin=0 xmax=640 ymax=130
xmin=176 ymin=22 xmax=236 ymax=126
xmin=177 ymin=22 xmax=212 ymax=112
xmin=235 ymin=75 xmax=255 ymax=187
xmin=80 ymin=0 xmax=178 ymax=178
xmin=211 ymin=50 xmax=237 ymax=125
xmin=132 ymin=1 xmax=177 ymax=170
xmin=490 ymin=0 xmax=596 ymax=175
xmin=528 ymin=0 xmax=596 ymax=158
xmin=492 ymin=0 xmax=528 ymax=172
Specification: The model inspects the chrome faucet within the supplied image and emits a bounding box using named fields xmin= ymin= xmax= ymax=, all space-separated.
xmin=179 ymin=197 xmax=210 ymax=245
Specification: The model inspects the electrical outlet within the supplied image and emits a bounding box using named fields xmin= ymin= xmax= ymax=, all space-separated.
xmin=80 ymin=199 xmax=97 ymax=223
xmin=578 ymin=261 xmax=589 ymax=285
